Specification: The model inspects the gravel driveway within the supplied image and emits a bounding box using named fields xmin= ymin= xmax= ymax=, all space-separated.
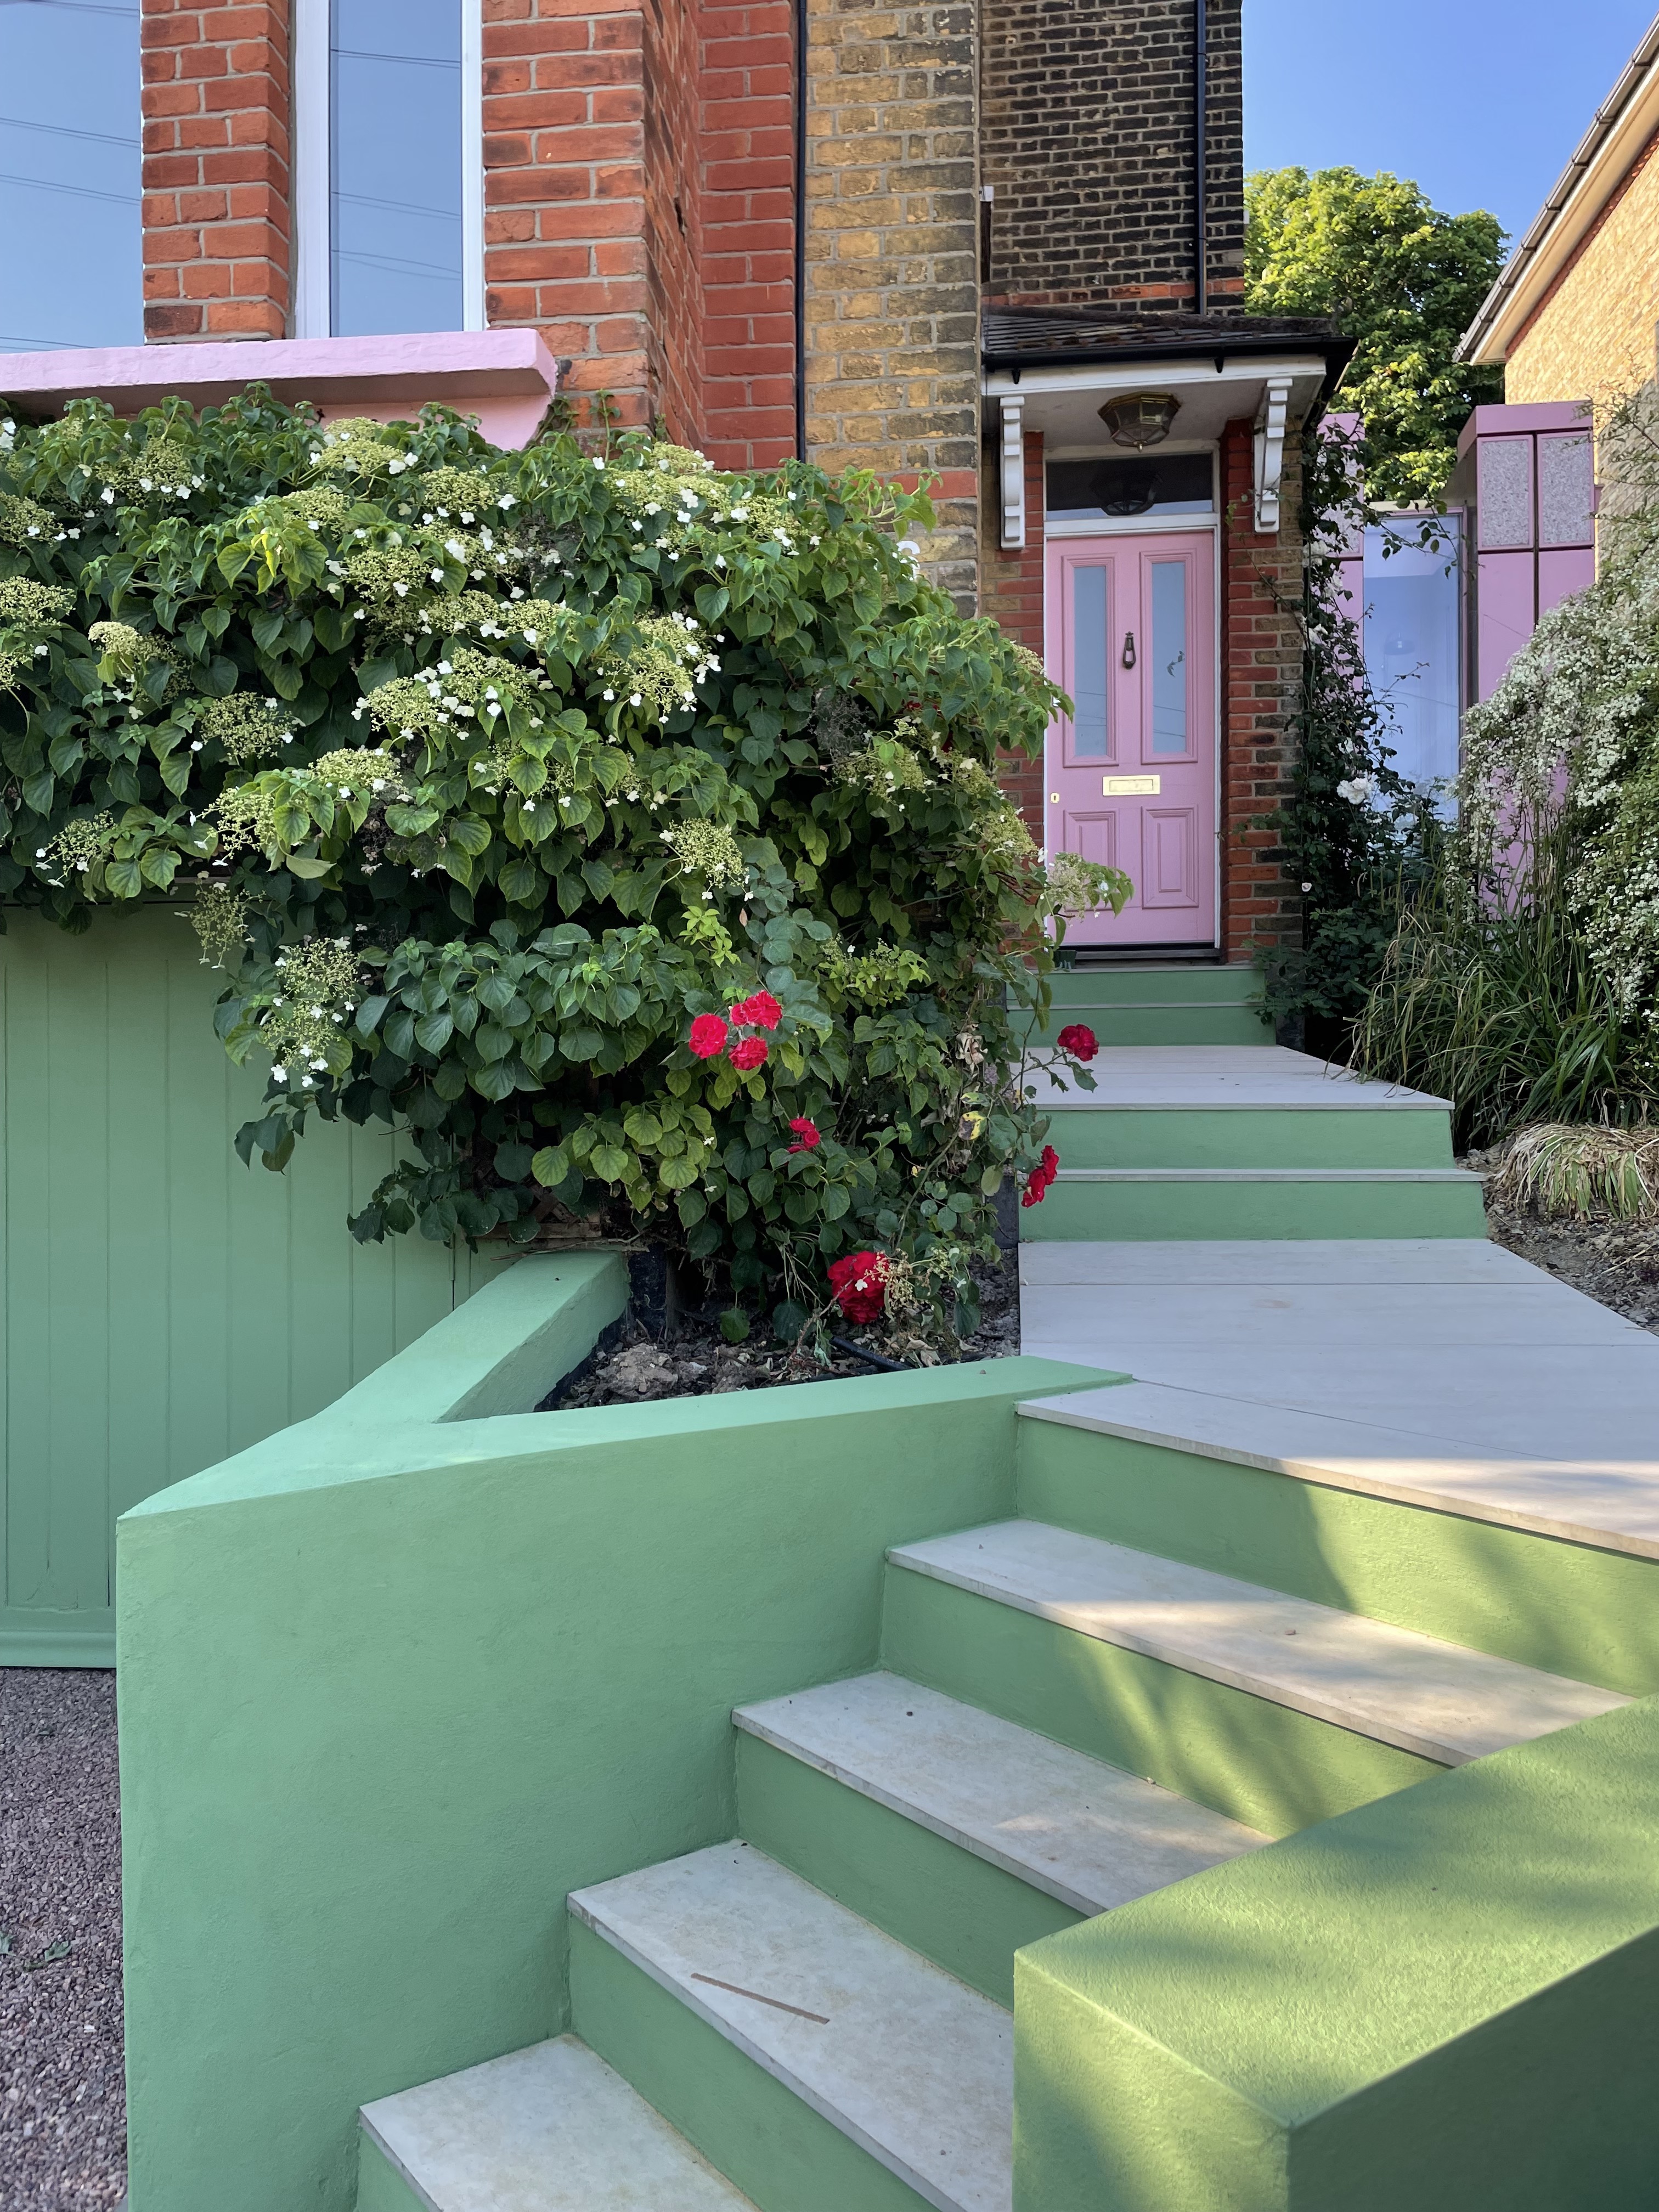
xmin=1 ymin=1669 xmax=126 ymax=2210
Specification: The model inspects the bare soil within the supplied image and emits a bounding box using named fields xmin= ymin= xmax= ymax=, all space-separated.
xmin=547 ymin=1246 xmax=1021 ymax=1408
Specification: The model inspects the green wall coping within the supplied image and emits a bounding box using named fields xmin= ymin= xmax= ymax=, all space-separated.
xmin=1015 ymin=1696 xmax=1659 ymax=2208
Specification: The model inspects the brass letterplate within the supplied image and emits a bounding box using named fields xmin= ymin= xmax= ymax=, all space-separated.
xmin=1102 ymin=774 xmax=1160 ymax=795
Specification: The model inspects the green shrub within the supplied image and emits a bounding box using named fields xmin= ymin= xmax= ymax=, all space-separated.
xmin=0 ymin=393 xmax=1125 ymax=1327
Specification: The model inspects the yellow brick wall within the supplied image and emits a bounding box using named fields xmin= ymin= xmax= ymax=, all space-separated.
xmin=802 ymin=0 xmax=981 ymax=607
xmin=1505 ymin=127 xmax=1659 ymax=408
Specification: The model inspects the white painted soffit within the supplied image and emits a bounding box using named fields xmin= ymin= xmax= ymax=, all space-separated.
xmin=1459 ymin=11 xmax=1659 ymax=366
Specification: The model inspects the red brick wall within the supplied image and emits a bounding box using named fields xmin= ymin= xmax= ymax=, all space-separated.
xmin=642 ymin=0 xmax=705 ymax=442
xmin=139 ymin=0 xmax=291 ymax=341
xmin=483 ymin=0 xmax=653 ymax=427
xmin=980 ymin=431 xmax=1047 ymax=837
xmin=699 ymin=0 xmax=796 ymax=468
xmin=1219 ymin=413 xmax=1301 ymax=959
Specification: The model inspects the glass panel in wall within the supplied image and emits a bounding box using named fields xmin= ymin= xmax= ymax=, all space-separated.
xmin=1070 ymin=566 xmax=1109 ymax=759
xmin=1047 ymin=453 xmax=1214 ymax=522
xmin=1149 ymin=560 xmax=1188 ymax=755
xmin=1363 ymin=516 xmax=1462 ymax=801
xmin=0 ymin=0 xmax=141 ymax=350
xmin=330 ymin=0 xmax=464 ymax=336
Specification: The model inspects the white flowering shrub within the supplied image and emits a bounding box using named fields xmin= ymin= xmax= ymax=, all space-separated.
xmin=0 ymin=391 xmax=1125 ymax=1327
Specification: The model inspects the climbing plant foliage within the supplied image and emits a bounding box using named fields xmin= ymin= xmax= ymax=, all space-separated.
xmin=0 ymin=392 xmax=1125 ymax=1325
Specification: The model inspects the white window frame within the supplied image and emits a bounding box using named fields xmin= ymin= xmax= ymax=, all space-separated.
xmin=292 ymin=0 xmax=484 ymax=340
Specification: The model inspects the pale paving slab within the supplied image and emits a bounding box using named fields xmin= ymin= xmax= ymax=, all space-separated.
xmin=1024 ymin=1046 xmax=1448 ymax=1110
xmin=1020 ymin=1239 xmax=1659 ymax=1489
xmin=359 ymin=2035 xmax=755 ymax=2211
xmin=1020 ymin=1238 xmax=1527 ymax=1285
xmin=1019 ymin=1382 xmax=1659 ymax=1564
xmin=569 ymin=1844 xmax=1012 ymax=2212
xmin=734 ymin=1672 xmax=1265 ymax=1916
xmin=887 ymin=1522 xmax=1625 ymax=1765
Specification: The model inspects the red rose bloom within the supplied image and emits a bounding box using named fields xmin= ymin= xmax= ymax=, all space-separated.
xmin=1057 ymin=1023 xmax=1099 ymax=1062
xmin=1022 ymin=1146 xmax=1060 ymax=1207
xmin=1041 ymin=1144 xmax=1059 ymax=1175
xmin=827 ymin=1250 xmax=889 ymax=1323
xmin=788 ymin=1116 xmax=822 ymax=1152
xmin=729 ymin=1035 xmax=770 ymax=1073
xmin=731 ymin=990 xmax=783 ymax=1031
xmin=688 ymin=1013 xmax=729 ymax=1059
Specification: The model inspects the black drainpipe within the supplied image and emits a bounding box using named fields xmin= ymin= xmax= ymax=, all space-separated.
xmin=793 ymin=0 xmax=809 ymax=461
xmin=1193 ymin=0 xmax=1207 ymax=317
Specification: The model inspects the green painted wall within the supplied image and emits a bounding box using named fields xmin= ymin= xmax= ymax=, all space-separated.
xmin=0 ymin=906 xmax=505 ymax=1666
xmin=352 ymin=2138 xmax=426 ymax=2212
xmin=1018 ymin=1418 xmax=1659 ymax=1696
xmin=115 ymin=1286 xmax=1114 ymax=2212
xmin=1014 ymin=1696 xmax=1659 ymax=2210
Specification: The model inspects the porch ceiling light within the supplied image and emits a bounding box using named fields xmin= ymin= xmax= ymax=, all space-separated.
xmin=1098 ymin=392 xmax=1181 ymax=448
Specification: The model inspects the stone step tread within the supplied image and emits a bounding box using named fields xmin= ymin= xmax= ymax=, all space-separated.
xmin=358 ymin=2035 xmax=755 ymax=2211
xmin=1051 ymin=1166 xmax=1479 ymax=1183
xmin=1023 ymin=1046 xmax=1449 ymax=1111
xmin=569 ymin=1844 xmax=1011 ymax=2212
xmin=1019 ymin=1239 xmax=1528 ymax=1286
xmin=735 ymin=1671 xmax=1265 ymax=1916
xmin=1017 ymin=1382 xmax=1659 ymax=1564
xmin=886 ymin=1521 xmax=1625 ymax=1765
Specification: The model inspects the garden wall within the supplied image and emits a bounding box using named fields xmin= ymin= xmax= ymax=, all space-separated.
xmin=0 ymin=904 xmax=505 ymax=1665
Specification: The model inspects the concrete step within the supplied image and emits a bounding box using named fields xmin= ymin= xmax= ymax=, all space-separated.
xmin=1025 ymin=1165 xmax=1488 ymax=1242
xmin=735 ymin=1671 xmax=1265 ymax=1917
xmin=887 ymin=1522 xmax=1624 ymax=1769
xmin=570 ymin=1843 xmax=1012 ymax=2212
xmin=357 ymin=2035 xmax=755 ymax=2210
xmin=1028 ymin=966 xmax=1271 ymax=1047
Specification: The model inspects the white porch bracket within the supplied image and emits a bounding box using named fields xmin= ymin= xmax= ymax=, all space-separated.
xmin=1253 ymin=376 xmax=1293 ymax=534
xmin=999 ymin=394 xmax=1026 ymax=551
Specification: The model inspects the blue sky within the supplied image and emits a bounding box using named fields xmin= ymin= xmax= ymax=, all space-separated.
xmin=1244 ymin=0 xmax=1657 ymax=251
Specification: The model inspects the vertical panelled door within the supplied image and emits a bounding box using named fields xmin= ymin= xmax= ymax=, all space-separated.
xmin=1045 ymin=533 xmax=1217 ymax=947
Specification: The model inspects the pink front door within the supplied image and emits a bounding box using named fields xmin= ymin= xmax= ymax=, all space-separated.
xmin=1044 ymin=532 xmax=1217 ymax=947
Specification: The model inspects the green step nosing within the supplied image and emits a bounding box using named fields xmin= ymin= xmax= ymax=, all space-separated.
xmin=1033 ymin=1009 xmax=1274 ymax=1047
xmin=1041 ymin=967 xmax=1264 ymax=1007
xmin=354 ymin=2134 xmax=428 ymax=2212
xmin=880 ymin=1567 xmax=1439 ymax=1838
xmin=569 ymin=1917 xmax=932 ymax=2212
xmin=735 ymin=1732 xmax=1079 ymax=2010
xmin=1045 ymin=1107 xmax=1454 ymax=1170
xmin=1015 ymin=1419 xmax=1659 ymax=1699
xmin=1023 ymin=1179 xmax=1490 ymax=1241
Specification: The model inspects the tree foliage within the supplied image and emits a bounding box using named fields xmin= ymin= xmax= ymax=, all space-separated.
xmin=1245 ymin=166 xmax=1505 ymax=504
xmin=0 ymin=393 xmax=1125 ymax=1333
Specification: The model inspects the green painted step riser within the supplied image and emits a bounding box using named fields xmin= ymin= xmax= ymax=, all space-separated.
xmin=736 ymin=1733 xmax=1078 ymax=2009
xmin=569 ymin=1917 xmax=932 ymax=2212
xmin=1042 ymin=1108 xmax=1454 ymax=1170
xmin=1017 ymin=1422 xmax=1659 ymax=1699
xmin=1023 ymin=1182 xmax=1489 ymax=1242
xmin=1041 ymin=969 xmax=1265 ymax=1010
xmin=354 ymin=2137 xmax=426 ymax=2212
xmin=880 ymin=1568 xmax=1439 ymax=1839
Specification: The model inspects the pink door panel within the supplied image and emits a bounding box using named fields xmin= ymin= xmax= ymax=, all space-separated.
xmin=1139 ymin=806 xmax=1199 ymax=909
xmin=1045 ymin=531 xmax=1216 ymax=947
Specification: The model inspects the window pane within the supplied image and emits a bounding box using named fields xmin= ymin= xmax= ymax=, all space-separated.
xmin=1070 ymin=567 xmax=1109 ymax=758
xmin=1149 ymin=561 xmax=1188 ymax=754
xmin=1363 ymin=517 xmax=1461 ymax=801
xmin=1047 ymin=453 xmax=1212 ymax=521
xmin=0 ymin=0 xmax=140 ymax=350
xmin=331 ymin=0 xmax=464 ymax=336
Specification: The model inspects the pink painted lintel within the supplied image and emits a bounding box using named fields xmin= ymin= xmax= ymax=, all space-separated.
xmin=0 ymin=330 xmax=563 ymax=450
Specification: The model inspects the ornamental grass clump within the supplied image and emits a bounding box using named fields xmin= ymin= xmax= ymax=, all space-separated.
xmin=0 ymin=391 xmax=1126 ymax=1339
xmin=1491 ymin=1122 xmax=1659 ymax=1223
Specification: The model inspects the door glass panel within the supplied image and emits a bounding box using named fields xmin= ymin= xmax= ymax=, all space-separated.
xmin=1070 ymin=566 xmax=1109 ymax=759
xmin=331 ymin=0 xmax=464 ymax=336
xmin=1149 ymin=560 xmax=1188 ymax=755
